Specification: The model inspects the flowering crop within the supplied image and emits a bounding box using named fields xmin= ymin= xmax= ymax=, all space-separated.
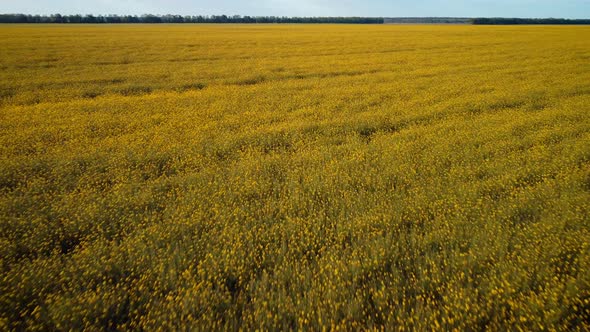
xmin=0 ymin=24 xmax=589 ymax=330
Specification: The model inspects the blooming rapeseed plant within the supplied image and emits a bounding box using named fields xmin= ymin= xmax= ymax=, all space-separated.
xmin=0 ymin=24 xmax=589 ymax=330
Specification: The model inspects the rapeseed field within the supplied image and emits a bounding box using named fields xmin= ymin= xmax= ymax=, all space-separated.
xmin=0 ymin=24 xmax=589 ymax=330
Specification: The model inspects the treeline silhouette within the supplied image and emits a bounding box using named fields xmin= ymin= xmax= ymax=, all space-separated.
xmin=472 ymin=17 xmax=590 ymax=24
xmin=384 ymin=17 xmax=471 ymax=24
xmin=1 ymin=14 xmax=588 ymax=25
xmin=0 ymin=14 xmax=383 ymax=24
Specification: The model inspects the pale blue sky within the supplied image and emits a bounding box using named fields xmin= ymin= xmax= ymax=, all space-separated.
xmin=1 ymin=0 xmax=589 ymax=18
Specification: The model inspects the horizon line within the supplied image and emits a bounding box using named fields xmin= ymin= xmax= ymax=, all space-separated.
xmin=2 ymin=13 xmax=590 ymax=20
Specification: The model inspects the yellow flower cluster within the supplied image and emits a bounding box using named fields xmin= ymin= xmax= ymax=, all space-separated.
xmin=0 ymin=24 xmax=589 ymax=330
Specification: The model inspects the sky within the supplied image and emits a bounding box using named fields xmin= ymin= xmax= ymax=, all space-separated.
xmin=1 ymin=0 xmax=589 ymax=19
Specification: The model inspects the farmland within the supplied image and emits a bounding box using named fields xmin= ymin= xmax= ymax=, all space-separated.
xmin=0 ymin=24 xmax=589 ymax=330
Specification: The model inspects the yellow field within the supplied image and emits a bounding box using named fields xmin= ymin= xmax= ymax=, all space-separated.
xmin=1 ymin=24 xmax=589 ymax=330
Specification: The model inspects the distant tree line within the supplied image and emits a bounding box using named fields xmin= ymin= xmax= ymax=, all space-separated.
xmin=2 ymin=14 xmax=588 ymax=25
xmin=384 ymin=17 xmax=472 ymax=24
xmin=0 ymin=14 xmax=384 ymax=24
xmin=472 ymin=17 xmax=590 ymax=25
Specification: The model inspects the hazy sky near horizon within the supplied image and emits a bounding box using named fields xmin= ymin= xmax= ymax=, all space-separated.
xmin=1 ymin=0 xmax=589 ymax=19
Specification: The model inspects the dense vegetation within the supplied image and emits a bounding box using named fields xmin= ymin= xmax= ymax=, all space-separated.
xmin=0 ymin=24 xmax=589 ymax=330
xmin=2 ymin=14 xmax=590 ymax=25
xmin=384 ymin=17 xmax=471 ymax=24
xmin=0 ymin=14 xmax=383 ymax=24
xmin=472 ymin=17 xmax=590 ymax=25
